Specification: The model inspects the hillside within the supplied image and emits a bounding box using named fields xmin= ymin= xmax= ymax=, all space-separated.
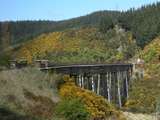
xmin=14 ymin=27 xmax=138 ymax=64
xmin=1 ymin=2 xmax=160 ymax=51
xmin=142 ymin=36 xmax=160 ymax=63
xmin=126 ymin=36 xmax=160 ymax=113
xmin=0 ymin=11 xmax=120 ymax=51
xmin=1 ymin=1 xmax=160 ymax=120
xmin=0 ymin=68 xmax=60 ymax=120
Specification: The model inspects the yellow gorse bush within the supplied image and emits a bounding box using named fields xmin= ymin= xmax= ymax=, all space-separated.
xmin=59 ymin=75 xmax=126 ymax=120
xmin=16 ymin=32 xmax=62 ymax=63
xmin=15 ymin=27 xmax=137 ymax=64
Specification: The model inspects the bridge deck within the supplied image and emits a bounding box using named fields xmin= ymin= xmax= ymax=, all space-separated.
xmin=40 ymin=63 xmax=133 ymax=74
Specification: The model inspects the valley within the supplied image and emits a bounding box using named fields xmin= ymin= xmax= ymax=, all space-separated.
xmin=0 ymin=1 xmax=160 ymax=120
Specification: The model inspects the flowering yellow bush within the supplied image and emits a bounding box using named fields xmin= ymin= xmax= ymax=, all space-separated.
xmin=16 ymin=32 xmax=62 ymax=63
xmin=59 ymin=75 xmax=126 ymax=120
xmin=15 ymin=27 xmax=137 ymax=64
xmin=15 ymin=28 xmax=99 ymax=63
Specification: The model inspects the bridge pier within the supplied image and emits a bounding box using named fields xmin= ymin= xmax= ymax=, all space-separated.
xmin=106 ymin=72 xmax=111 ymax=103
xmin=74 ymin=70 xmax=131 ymax=108
xmin=125 ymin=71 xmax=129 ymax=99
xmin=97 ymin=74 xmax=100 ymax=95
xmin=91 ymin=76 xmax=95 ymax=92
xmin=117 ymin=71 xmax=122 ymax=108
xmin=78 ymin=75 xmax=82 ymax=87
xmin=81 ymin=75 xmax=84 ymax=88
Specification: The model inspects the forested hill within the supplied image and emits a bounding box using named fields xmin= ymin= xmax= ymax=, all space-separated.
xmin=15 ymin=27 xmax=138 ymax=64
xmin=0 ymin=2 xmax=160 ymax=49
xmin=0 ymin=11 xmax=120 ymax=48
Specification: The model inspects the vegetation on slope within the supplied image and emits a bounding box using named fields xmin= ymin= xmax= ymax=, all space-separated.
xmin=0 ymin=52 xmax=11 ymax=67
xmin=126 ymin=36 xmax=160 ymax=113
xmin=119 ymin=2 xmax=160 ymax=47
xmin=15 ymin=32 xmax=62 ymax=63
xmin=0 ymin=68 xmax=61 ymax=120
xmin=1 ymin=2 xmax=160 ymax=119
xmin=0 ymin=11 xmax=119 ymax=49
xmin=15 ymin=27 xmax=138 ymax=64
xmin=56 ymin=99 xmax=90 ymax=120
xmin=58 ymin=76 xmax=126 ymax=120
xmin=0 ymin=68 xmax=128 ymax=120
xmin=142 ymin=36 xmax=160 ymax=63
xmin=0 ymin=107 xmax=38 ymax=120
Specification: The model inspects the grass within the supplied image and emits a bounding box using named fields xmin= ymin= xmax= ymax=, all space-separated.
xmin=0 ymin=67 xmax=61 ymax=120
xmin=0 ymin=106 xmax=38 ymax=120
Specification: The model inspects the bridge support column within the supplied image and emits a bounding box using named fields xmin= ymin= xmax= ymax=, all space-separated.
xmin=106 ymin=72 xmax=111 ymax=103
xmin=125 ymin=71 xmax=129 ymax=99
xmin=75 ymin=75 xmax=78 ymax=86
xmin=78 ymin=74 xmax=85 ymax=88
xmin=97 ymin=74 xmax=100 ymax=95
xmin=109 ymin=72 xmax=112 ymax=102
xmin=117 ymin=71 xmax=122 ymax=108
xmin=81 ymin=75 xmax=84 ymax=88
xmin=91 ymin=76 xmax=95 ymax=92
xmin=78 ymin=74 xmax=82 ymax=87
xmin=85 ymin=76 xmax=89 ymax=90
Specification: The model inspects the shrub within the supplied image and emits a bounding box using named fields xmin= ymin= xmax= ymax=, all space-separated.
xmin=142 ymin=37 xmax=160 ymax=63
xmin=59 ymin=75 xmax=126 ymax=120
xmin=0 ymin=53 xmax=11 ymax=67
xmin=55 ymin=99 xmax=90 ymax=120
xmin=125 ymin=78 xmax=158 ymax=113
xmin=143 ymin=48 xmax=157 ymax=62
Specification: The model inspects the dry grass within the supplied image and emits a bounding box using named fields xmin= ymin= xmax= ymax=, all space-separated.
xmin=0 ymin=67 xmax=60 ymax=119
